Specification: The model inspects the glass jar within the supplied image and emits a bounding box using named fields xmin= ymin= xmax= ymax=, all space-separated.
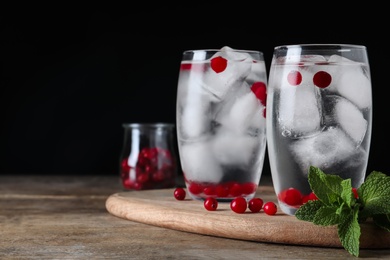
xmin=119 ymin=123 xmax=179 ymax=190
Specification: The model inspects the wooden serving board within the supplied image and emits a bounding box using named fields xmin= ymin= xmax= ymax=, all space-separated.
xmin=105 ymin=186 xmax=390 ymax=249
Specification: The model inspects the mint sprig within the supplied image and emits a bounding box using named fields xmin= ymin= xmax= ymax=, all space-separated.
xmin=295 ymin=166 xmax=390 ymax=257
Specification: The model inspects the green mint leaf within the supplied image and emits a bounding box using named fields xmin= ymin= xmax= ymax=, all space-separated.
xmin=338 ymin=206 xmax=361 ymax=257
xmin=359 ymin=171 xmax=390 ymax=218
xmin=340 ymin=179 xmax=353 ymax=207
xmin=363 ymin=170 xmax=387 ymax=182
xmin=308 ymin=166 xmax=344 ymax=205
xmin=296 ymin=167 xmax=390 ymax=257
xmin=373 ymin=214 xmax=390 ymax=232
xmin=312 ymin=205 xmax=341 ymax=226
xmin=295 ymin=200 xmax=324 ymax=222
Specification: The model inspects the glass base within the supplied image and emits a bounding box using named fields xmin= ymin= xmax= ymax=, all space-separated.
xmin=278 ymin=201 xmax=299 ymax=216
xmin=188 ymin=192 xmax=256 ymax=202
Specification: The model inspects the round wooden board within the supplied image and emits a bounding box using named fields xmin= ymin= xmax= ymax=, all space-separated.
xmin=105 ymin=186 xmax=390 ymax=249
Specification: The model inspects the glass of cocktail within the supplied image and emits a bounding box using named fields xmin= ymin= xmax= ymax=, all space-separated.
xmin=266 ymin=44 xmax=372 ymax=215
xmin=176 ymin=46 xmax=268 ymax=202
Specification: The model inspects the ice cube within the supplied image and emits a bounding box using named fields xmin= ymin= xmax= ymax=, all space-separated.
xmin=334 ymin=96 xmax=367 ymax=145
xmin=279 ymin=68 xmax=322 ymax=137
xmin=246 ymin=104 xmax=266 ymax=136
xmin=328 ymin=55 xmax=372 ymax=109
xmin=200 ymin=47 xmax=252 ymax=100
xmin=335 ymin=66 xmax=372 ymax=109
xmin=177 ymin=70 xmax=217 ymax=140
xmin=245 ymin=60 xmax=267 ymax=85
xmin=285 ymin=54 xmax=327 ymax=64
xmin=328 ymin=54 xmax=352 ymax=63
xmin=211 ymin=127 xmax=258 ymax=166
xmin=216 ymin=82 xmax=264 ymax=134
xmin=180 ymin=141 xmax=223 ymax=183
xmin=185 ymin=65 xmax=223 ymax=103
xmin=301 ymin=55 xmax=327 ymax=63
xmin=290 ymin=127 xmax=365 ymax=176
xmin=218 ymin=46 xmax=252 ymax=61
xmin=179 ymin=102 xmax=211 ymax=140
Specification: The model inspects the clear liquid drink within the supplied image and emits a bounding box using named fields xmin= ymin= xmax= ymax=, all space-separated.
xmin=266 ymin=44 xmax=372 ymax=215
xmin=176 ymin=46 xmax=268 ymax=202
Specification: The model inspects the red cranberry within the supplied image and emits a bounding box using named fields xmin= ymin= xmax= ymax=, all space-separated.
xmin=204 ymin=197 xmax=218 ymax=211
xmin=121 ymin=158 xmax=130 ymax=173
xmin=278 ymin=188 xmax=303 ymax=206
xmin=229 ymin=182 xmax=243 ymax=197
xmin=248 ymin=198 xmax=263 ymax=213
xmin=250 ymin=81 xmax=267 ymax=106
xmin=203 ymin=185 xmax=216 ymax=196
xmin=313 ymin=71 xmax=332 ymax=88
xmin=216 ymin=184 xmax=229 ymax=197
xmin=241 ymin=182 xmax=257 ymax=195
xmin=263 ymin=201 xmax=277 ymax=215
xmin=352 ymin=187 xmax=359 ymax=199
xmin=210 ymin=56 xmax=227 ymax=73
xmin=188 ymin=182 xmax=203 ymax=195
xmin=287 ymin=70 xmax=302 ymax=85
xmin=174 ymin=188 xmax=186 ymax=200
xmin=230 ymin=197 xmax=247 ymax=214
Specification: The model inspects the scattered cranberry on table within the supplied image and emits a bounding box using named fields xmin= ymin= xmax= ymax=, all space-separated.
xmin=248 ymin=198 xmax=264 ymax=213
xmin=230 ymin=197 xmax=248 ymax=214
xmin=173 ymin=190 xmax=278 ymax=215
xmin=263 ymin=202 xmax=278 ymax=215
xmin=204 ymin=197 xmax=218 ymax=211
xmin=174 ymin=187 xmax=186 ymax=201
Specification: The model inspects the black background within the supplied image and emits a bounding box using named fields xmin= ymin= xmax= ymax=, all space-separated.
xmin=1 ymin=7 xmax=388 ymax=178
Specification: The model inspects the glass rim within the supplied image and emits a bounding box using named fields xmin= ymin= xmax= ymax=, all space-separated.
xmin=274 ymin=43 xmax=367 ymax=50
xmin=122 ymin=123 xmax=175 ymax=129
xmin=183 ymin=49 xmax=263 ymax=55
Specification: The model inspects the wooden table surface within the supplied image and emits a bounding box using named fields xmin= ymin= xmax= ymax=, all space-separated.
xmin=1 ymin=174 xmax=389 ymax=259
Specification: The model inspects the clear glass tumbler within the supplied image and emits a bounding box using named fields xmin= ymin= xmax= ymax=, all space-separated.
xmin=119 ymin=123 xmax=179 ymax=190
xmin=266 ymin=44 xmax=373 ymax=215
xmin=176 ymin=46 xmax=268 ymax=202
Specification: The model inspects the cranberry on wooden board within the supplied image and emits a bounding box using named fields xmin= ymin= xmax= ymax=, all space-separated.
xmin=204 ymin=197 xmax=218 ymax=211
xmin=230 ymin=197 xmax=247 ymax=214
xmin=263 ymin=202 xmax=277 ymax=215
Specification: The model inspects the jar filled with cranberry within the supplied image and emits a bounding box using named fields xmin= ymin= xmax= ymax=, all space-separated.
xmin=119 ymin=123 xmax=179 ymax=190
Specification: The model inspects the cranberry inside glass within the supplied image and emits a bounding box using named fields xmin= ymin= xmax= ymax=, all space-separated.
xmin=119 ymin=123 xmax=179 ymax=190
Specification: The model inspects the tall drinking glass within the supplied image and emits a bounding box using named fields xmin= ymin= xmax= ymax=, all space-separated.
xmin=176 ymin=46 xmax=268 ymax=202
xmin=267 ymin=44 xmax=373 ymax=215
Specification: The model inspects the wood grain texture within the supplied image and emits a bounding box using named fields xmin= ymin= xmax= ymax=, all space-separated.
xmin=2 ymin=174 xmax=390 ymax=259
xmin=106 ymin=187 xmax=390 ymax=249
